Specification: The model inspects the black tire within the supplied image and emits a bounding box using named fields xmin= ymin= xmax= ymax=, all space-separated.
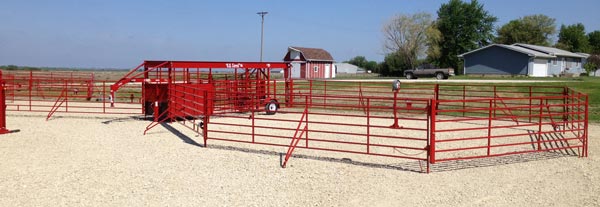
xmin=265 ymin=100 xmax=278 ymax=115
xmin=435 ymin=73 xmax=445 ymax=80
xmin=405 ymin=73 xmax=414 ymax=79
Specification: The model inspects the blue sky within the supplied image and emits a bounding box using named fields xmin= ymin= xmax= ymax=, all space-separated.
xmin=1 ymin=0 xmax=599 ymax=68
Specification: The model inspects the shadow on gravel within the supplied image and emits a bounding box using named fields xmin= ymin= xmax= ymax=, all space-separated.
xmin=160 ymin=123 xmax=577 ymax=174
xmin=429 ymin=151 xmax=574 ymax=172
xmin=160 ymin=123 xmax=203 ymax=147
xmin=101 ymin=116 xmax=147 ymax=124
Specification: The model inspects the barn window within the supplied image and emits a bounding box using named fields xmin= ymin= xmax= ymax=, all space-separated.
xmin=314 ymin=66 xmax=318 ymax=72
xmin=552 ymin=58 xmax=557 ymax=65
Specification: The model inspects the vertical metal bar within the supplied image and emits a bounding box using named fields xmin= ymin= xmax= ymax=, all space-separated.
xmin=305 ymin=96 xmax=309 ymax=148
xmin=103 ymin=81 xmax=106 ymax=113
xmin=390 ymin=91 xmax=399 ymax=128
xmin=273 ymin=79 xmax=277 ymax=101
xmin=426 ymin=99 xmax=431 ymax=173
xmin=584 ymin=95 xmax=588 ymax=157
xmin=487 ymin=99 xmax=492 ymax=156
xmin=203 ymin=90 xmax=209 ymax=147
xmin=571 ymin=91 xmax=575 ymax=131
xmin=462 ymin=85 xmax=466 ymax=117
xmin=309 ymin=80 xmax=313 ymax=106
xmin=493 ymin=86 xmax=497 ymax=118
xmin=141 ymin=79 xmax=145 ymax=114
xmin=537 ymin=98 xmax=543 ymax=151
xmin=64 ymin=80 xmax=68 ymax=112
xmin=563 ymin=87 xmax=568 ymax=132
xmin=434 ymin=84 xmax=439 ymax=112
xmin=324 ymin=80 xmax=327 ymax=109
xmin=529 ymin=86 xmax=532 ymax=123
xmin=29 ymin=70 xmax=32 ymax=111
xmin=430 ymin=99 xmax=437 ymax=164
xmin=0 ymin=71 xmax=6 ymax=133
xmin=252 ymin=96 xmax=255 ymax=143
xmin=366 ymin=98 xmax=370 ymax=154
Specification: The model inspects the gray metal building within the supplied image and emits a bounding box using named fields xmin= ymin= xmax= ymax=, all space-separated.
xmin=459 ymin=43 xmax=587 ymax=77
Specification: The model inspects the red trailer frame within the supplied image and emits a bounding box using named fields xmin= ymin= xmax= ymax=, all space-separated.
xmin=110 ymin=60 xmax=291 ymax=119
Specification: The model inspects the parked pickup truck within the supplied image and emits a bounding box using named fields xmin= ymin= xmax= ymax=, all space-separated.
xmin=403 ymin=68 xmax=455 ymax=80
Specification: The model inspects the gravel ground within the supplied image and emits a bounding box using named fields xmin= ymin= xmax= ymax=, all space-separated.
xmin=0 ymin=112 xmax=598 ymax=206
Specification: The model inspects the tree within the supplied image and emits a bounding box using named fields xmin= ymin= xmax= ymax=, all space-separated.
xmin=435 ymin=0 xmax=497 ymax=74
xmin=584 ymin=54 xmax=600 ymax=74
xmin=588 ymin=30 xmax=600 ymax=54
xmin=495 ymin=14 xmax=556 ymax=46
xmin=556 ymin=23 xmax=590 ymax=53
xmin=382 ymin=12 xmax=439 ymax=70
xmin=5 ymin=65 xmax=18 ymax=70
xmin=425 ymin=21 xmax=443 ymax=62
xmin=345 ymin=56 xmax=368 ymax=68
xmin=379 ymin=52 xmax=410 ymax=76
xmin=345 ymin=56 xmax=379 ymax=72
xmin=364 ymin=61 xmax=378 ymax=72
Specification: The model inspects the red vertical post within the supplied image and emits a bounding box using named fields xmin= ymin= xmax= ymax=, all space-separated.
xmin=366 ymin=98 xmax=370 ymax=154
xmin=529 ymin=86 xmax=532 ymax=123
xmin=273 ymin=79 xmax=277 ymax=101
xmin=309 ymin=80 xmax=313 ymax=106
xmin=462 ymin=85 xmax=466 ymax=117
xmin=267 ymin=69 xmax=271 ymax=97
xmin=493 ymin=86 xmax=497 ymax=118
xmin=390 ymin=91 xmax=400 ymax=128
xmin=584 ymin=95 xmax=589 ymax=157
xmin=571 ymin=90 xmax=575 ymax=130
xmin=252 ymin=95 xmax=255 ymax=143
xmin=102 ymin=81 xmax=106 ymax=113
xmin=487 ymin=99 xmax=493 ymax=156
xmin=304 ymin=96 xmax=309 ymax=148
xmin=29 ymin=70 xmax=32 ymax=111
xmin=434 ymin=84 xmax=439 ymax=112
xmin=429 ymin=99 xmax=437 ymax=164
xmin=0 ymin=71 xmax=9 ymax=134
xmin=203 ymin=90 xmax=209 ymax=147
xmin=537 ymin=98 xmax=543 ymax=151
xmin=426 ymin=99 xmax=431 ymax=173
xmin=323 ymin=80 xmax=327 ymax=109
xmin=64 ymin=80 xmax=68 ymax=112
xmin=563 ymin=87 xmax=569 ymax=134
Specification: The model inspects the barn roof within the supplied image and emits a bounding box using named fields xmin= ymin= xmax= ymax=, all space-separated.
xmin=288 ymin=46 xmax=334 ymax=61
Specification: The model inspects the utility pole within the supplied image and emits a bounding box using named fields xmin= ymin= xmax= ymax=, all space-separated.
xmin=257 ymin=11 xmax=268 ymax=62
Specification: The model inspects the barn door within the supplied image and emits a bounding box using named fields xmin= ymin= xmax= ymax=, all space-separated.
xmin=300 ymin=66 xmax=306 ymax=79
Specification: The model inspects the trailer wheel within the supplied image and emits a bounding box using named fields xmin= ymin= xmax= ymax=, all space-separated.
xmin=265 ymin=100 xmax=278 ymax=115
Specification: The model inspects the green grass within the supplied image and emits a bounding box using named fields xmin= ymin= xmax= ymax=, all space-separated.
xmin=289 ymin=75 xmax=600 ymax=123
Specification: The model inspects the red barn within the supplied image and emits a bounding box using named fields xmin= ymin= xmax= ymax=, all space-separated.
xmin=283 ymin=46 xmax=335 ymax=79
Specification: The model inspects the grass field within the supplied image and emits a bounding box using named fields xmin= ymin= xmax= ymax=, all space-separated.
xmin=334 ymin=74 xmax=599 ymax=122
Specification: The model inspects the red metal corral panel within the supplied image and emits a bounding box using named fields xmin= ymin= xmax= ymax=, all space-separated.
xmin=170 ymin=83 xmax=215 ymax=118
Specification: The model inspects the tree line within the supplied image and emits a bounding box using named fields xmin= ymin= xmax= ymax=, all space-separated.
xmin=346 ymin=0 xmax=600 ymax=76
